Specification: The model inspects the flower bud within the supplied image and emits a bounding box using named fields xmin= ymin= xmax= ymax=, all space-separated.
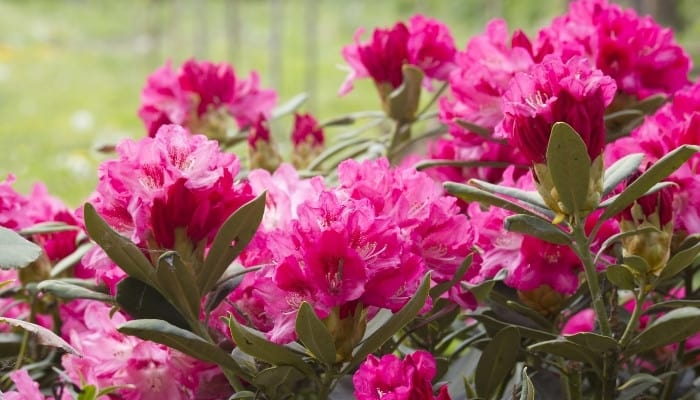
xmin=291 ymin=113 xmax=324 ymax=169
xmin=323 ymin=304 xmax=367 ymax=362
xmin=248 ymin=116 xmax=282 ymax=172
xmin=518 ymin=284 xmax=568 ymax=316
xmin=618 ymin=183 xmax=674 ymax=275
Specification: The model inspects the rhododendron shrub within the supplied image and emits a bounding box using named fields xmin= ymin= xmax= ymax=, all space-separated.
xmin=2 ymin=2 xmax=700 ymax=400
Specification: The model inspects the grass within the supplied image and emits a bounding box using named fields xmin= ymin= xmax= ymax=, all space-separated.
xmin=0 ymin=0 xmax=696 ymax=206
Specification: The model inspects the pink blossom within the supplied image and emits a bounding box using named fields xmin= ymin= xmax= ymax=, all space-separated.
xmin=247 ymin=115 xmax=271 ymax=150
xmin=500 ymin=55 xmax=616 ymax=164
xmin=138 ymin=59 xmax=276 ymax=137
xmin=534 ymin=0 xmax=691 ymax=99
xmin=339 ymin=15 xmax=456 ymax=96
xmin=291 ymin=113 xmax=324 ymax=148
xmin=1 ymin=369 xmax=71 ymax=400
xmin=606 ymin=82 xmax=700 ymax=234
xmin=60 ymin=300 xmax=218 ymax=400
xmin=353 ymin=350 xmax=451 ymax=400
xmin=562 ymin=308 xmax=595 ymax=334
xmin=337 ymin=158 xmax=474 ymax=307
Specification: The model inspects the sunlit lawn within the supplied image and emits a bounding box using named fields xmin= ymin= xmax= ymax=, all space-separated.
xmin=0 ymin=0 xmax=696 ymax=206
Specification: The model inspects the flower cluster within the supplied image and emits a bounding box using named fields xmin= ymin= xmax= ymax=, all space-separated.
xmin=138 ymin=58 xmax=277 ymax=139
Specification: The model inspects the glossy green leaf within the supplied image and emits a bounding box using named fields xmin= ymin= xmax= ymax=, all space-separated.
xmin=347 ymin=273 xmax=431 ymax=372
xmin=469 ymin=179 xmax=550 ymax=212
xmin=430 ymin=254 xmax=472 ymax=300
xmin=475 ymin=326 xmax=521 ymax=399
xmin=599 ymin=144 xmax=700 ymax=221
xmin=38 ymin=279 xmax=114 ymax=303
xmin=566 ymin=332 xmax=620 ymax=353
xmin=602 ymin=153 xmax=644 ymax=196
xmin=616 ymin=373 xmax=662 ymax=400
xmin=0 ymin=226 xmax=43 ymax=269
xmin=295 ymin=302 xmax=336 ymax=365
xmin=528 ymin=339 xmax=601 ymax=370
xmin=228 ymin=316 xmax=313 ymax=375
xmin=519 ymin=367 xmax=535 ymax=400
xmin=627 ymin=307 xmax=700 ymax=354
xmin=546 ymin=122 xmax=591 ymax=215
xmin=644 ymin=300 xmax=700 ymax=315
xmin=0 ymin=317 xmax=78 ymax=355
xmin=444 ymin=182 xmax=542 ymax=218
xmin=204 ymin=264 xmax=256 ymax=313
xmin=118 ymin=319 xmax=246 ymax=377
xmin=606 ymin=264 xmax=636 ymax=290
xmin=199 ymin=192 xmax=266 ymax=294
xmin=504 ymin=214 xmax=571 ymax=245
xmin=155 ymin=251 xmax=201 ymax=323
xmin=470 ymin=312 xmax=557 ymax=342
xmin=270 ymin=93 xmax=308 ymax=119
xmin=116 ymin=277 xmax=189 ymax=329
xmin=658 ymin=241 xmax=700 ymax=282
xmin=83 ymin=203 xmax=155 ymax=284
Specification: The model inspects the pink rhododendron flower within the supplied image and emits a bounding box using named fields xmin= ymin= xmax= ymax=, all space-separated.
xmin=534 ymin=0 xmax=690 ymax=99
xmin=86 ymin=124 xmax=253 ymax=289
xmin=1 ymin=369 xmax=71 ymax=400
xmin=606 ymin=82 xmax=700 ymax=234
xmin=500 ymin=55 xmax=616 ymax=164
xmin=433 ymin=19 xmax=533 ymax=184
xmin=291 ymin=113 xmax=324 ymax=149
xmin=353 ymin=350 xmax=451 ymax=400
xmin=339 ymin=14 xmax=456 ymax=96
xmin=138 ymin=59 xmax=276 ymax=137
xmin=337 ymin=158 xmax=474 ymax=307
xmin=60 ymin=300 xmax=219 ymax=400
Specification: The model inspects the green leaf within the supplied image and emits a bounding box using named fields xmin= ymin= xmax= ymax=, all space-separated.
xmin=116 ymin=277 xmax=189 ymax=329
xmin=627 ymin=307 xmax=700 ymax=354
xmin=469 ymin=179 xmax=550 ymax=212
xmin=455 ymin=119 xmax=495 ymax=140
xmin=644 ymin=300 xmax=700 ymax=315
xmin=199 ymin=192 xmax=266 ymax=294
xmin=616 ymin=373 xmax=662 ymax=400
xmin=546 ymin=122 xmax=591 ymax=215
xmin=606 ymin=264 xmax=636 ymax=290
xmin=51 ymin=242 xmax=94 ymax=277
xmin=307 ymin=137 xmax=373 ymax=171
xmin=475 ymin=326 xmax=521 ymax=399
xmin=430 ymin=254 xmax=472 ymax=300
xmin=566 ymin=332 xmax=620 ymax=353
xmin=658 ymin=241 xmax=700 ymax=282
xmin=602 ymin=153 xmax=644 ymax=197
xmin=347 ymin=273 xmax=431 ymax=372
xmin=519 ymin=367 xmax=535 ymax=400
xmin=228 ymin=316 xmax=313 ymax=375
xmin=0 ymin=226 xmax=43 ymax=269
xmin=444 ymin=182 xmax=543 ymax=218
xmin=295 ymin=302 xmax=336 ymax=365
xmin=118 ymin=319 xmax=247 ymax=377
xmin=229 ymin=391 xmax=256 ymax=400
xmin=155 ymin=251 xmax=201 ymax=324
xmin=528 ymin=339 xmax=601 ymax=370
xmin=77 ymin=385 xmax=98 ymax=400
xmin=387 ymin=65 xmax=423 ymax=121
xmin=469 ymin=312 xmax=557 ymax=342
xmin=18 ymin=221 xmax=80 ymax=236
xmin=38 ymin=279 xmax=114 ymax=303
xmin=599 ymin=144 xmax=700 ymax=221
xmin=270 ymin=93 xmax=308 ymax=119
xmin=0 ymin=317 xmax=78 ymax=355
xmin=253 ymin=366 xmax=305 ymax=399
xmin=83 ymin=203 xmax=155 ymax=285
xmin=204 ymin=264 xmax=258 ymax=313
xmin=504 ymin=214 xmax=571 ymax=245
xmin=622 ymin=255 xmax=650 ymax=276
xmin=462 ymin=270 xmax=506 ymax=303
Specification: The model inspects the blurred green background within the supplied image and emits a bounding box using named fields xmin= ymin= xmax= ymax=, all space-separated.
xmin=0 ymin=0 xmax=697 ymax=206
